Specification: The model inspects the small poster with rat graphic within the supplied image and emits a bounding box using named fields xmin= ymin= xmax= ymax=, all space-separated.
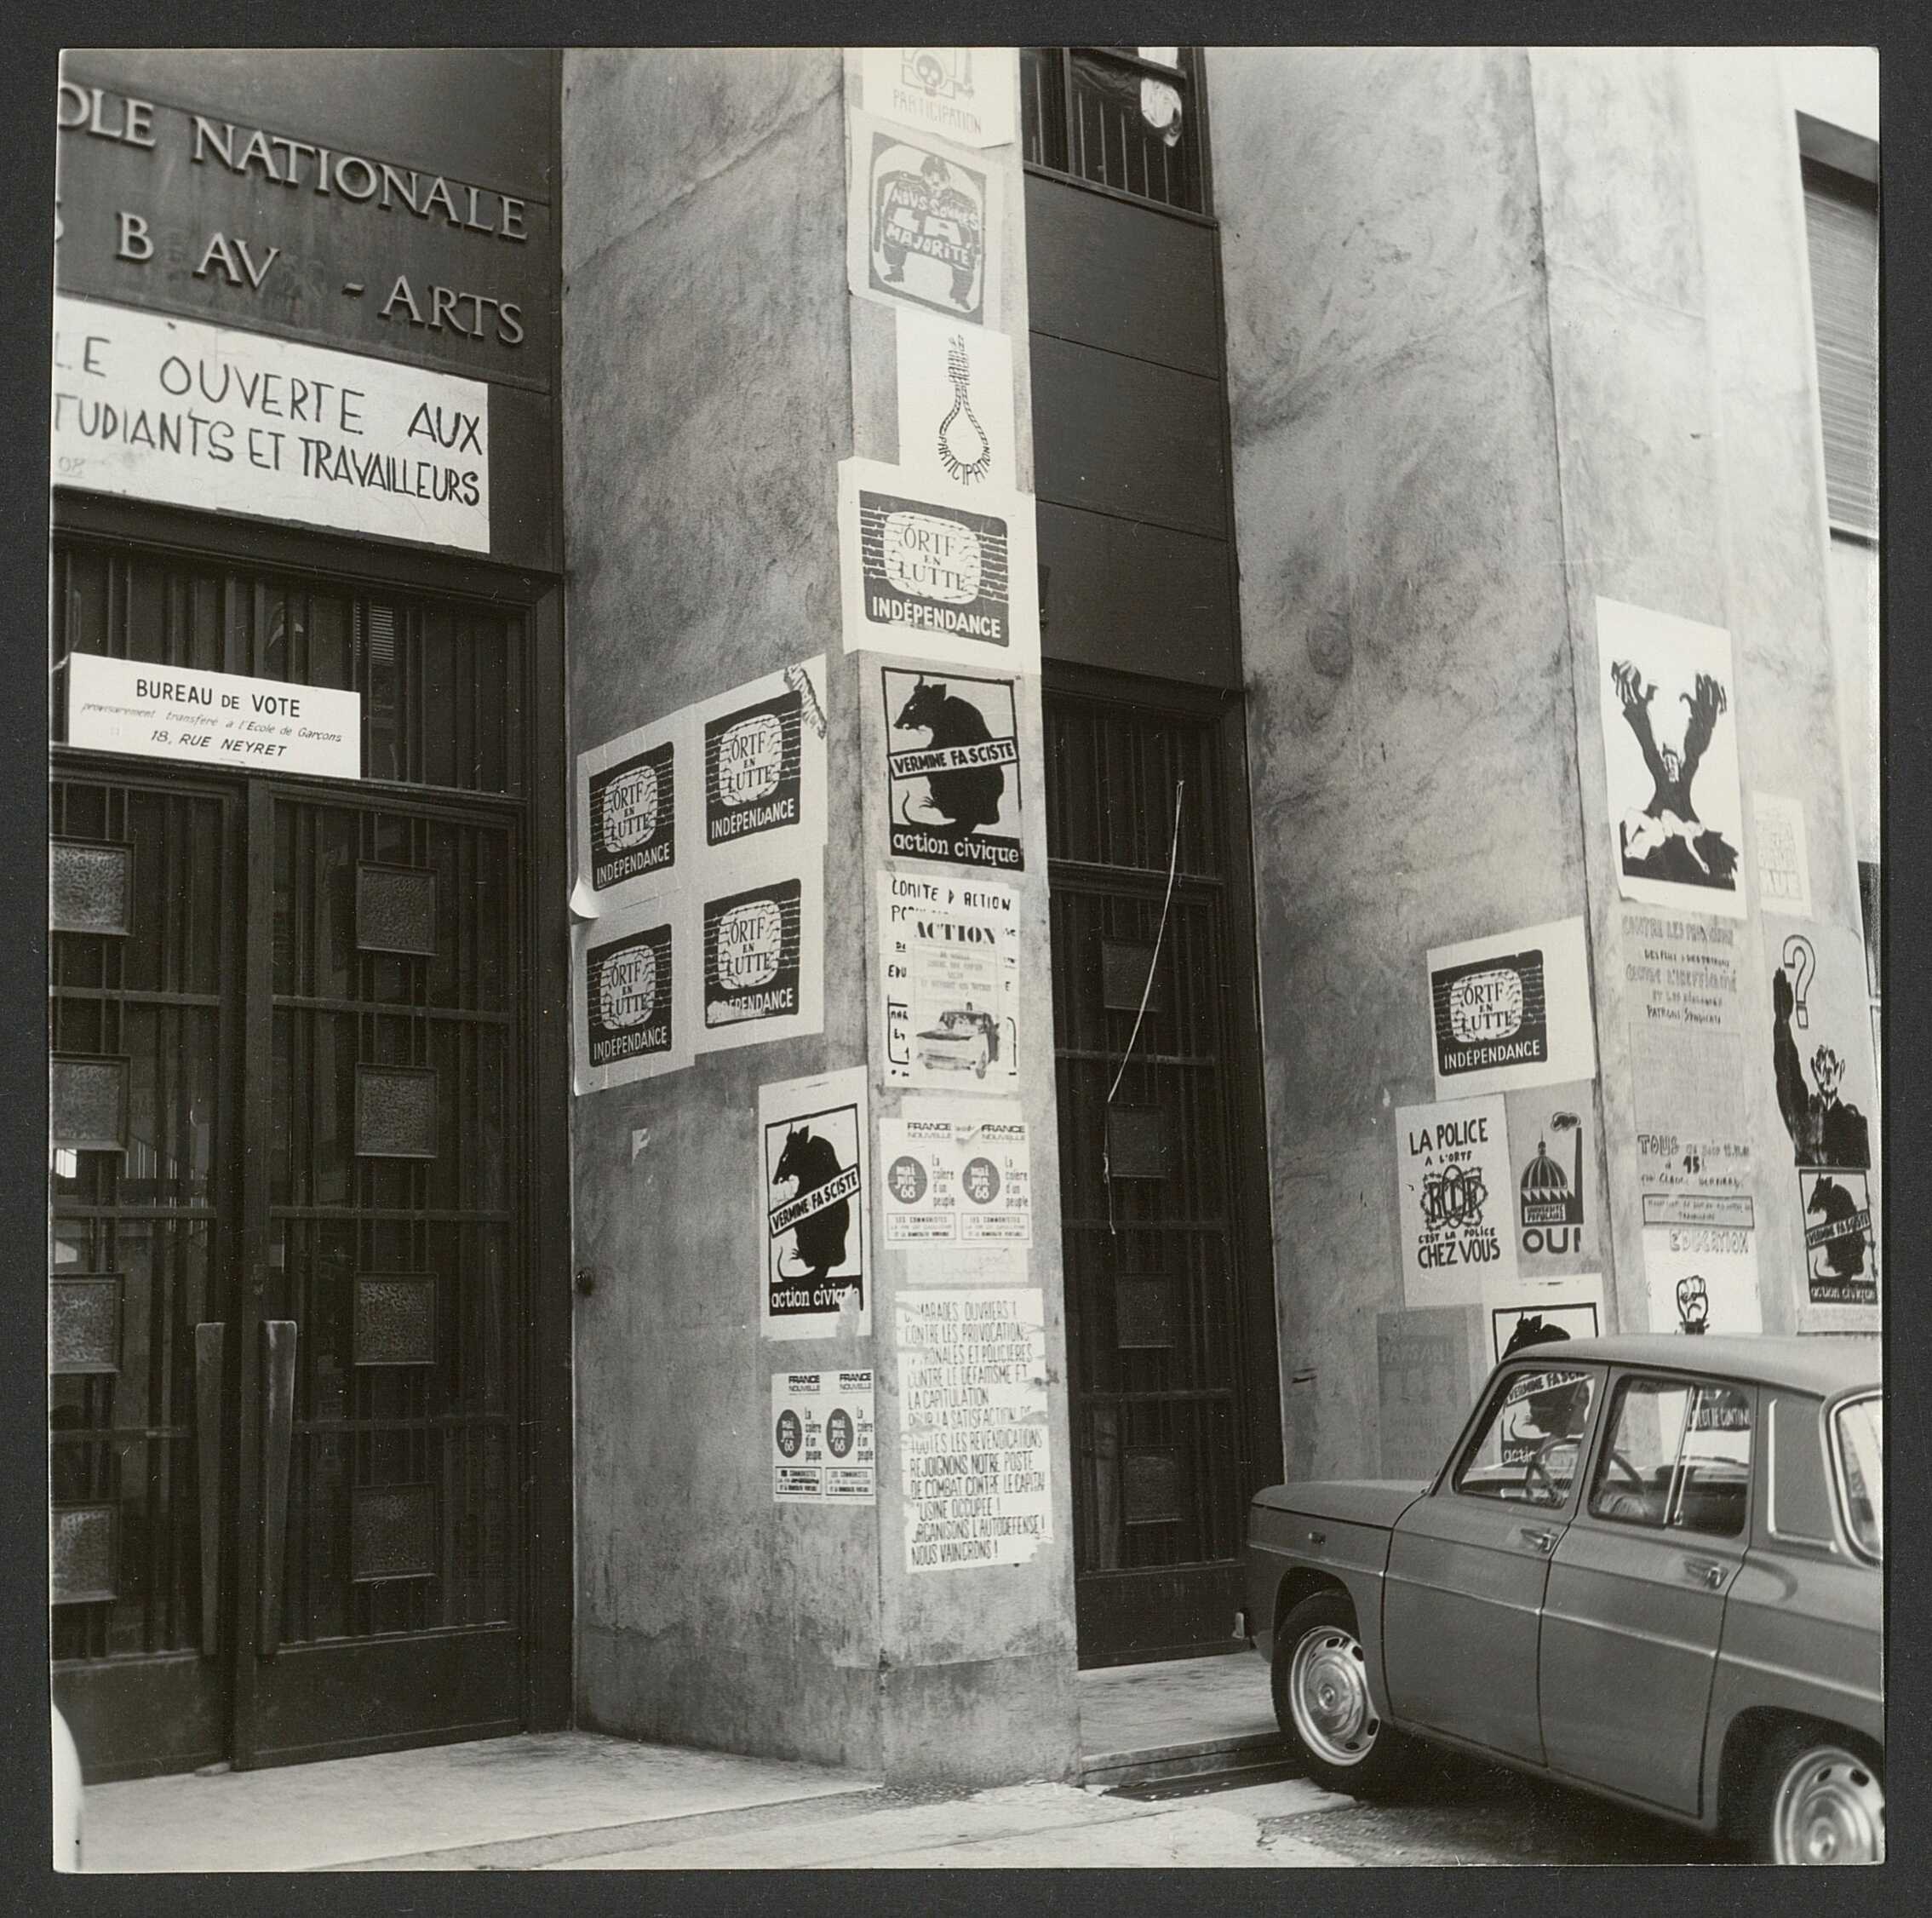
xmin=880 ymin=665 xmax=1023 ymax=872
xmin=895 ymin=307 xmax=1015 ymax=495
xmin=760 ymin=1067 xmax=871 ymax=1341
xmin=1765 ymin=915 xmax=1881 ymax=1313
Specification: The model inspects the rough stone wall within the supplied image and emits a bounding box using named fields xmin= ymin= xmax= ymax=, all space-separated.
xmin=561 ymin=49 xmax=881 ymax=1769
xmin=1210 ymin=47 xmax=1877 ymax=1479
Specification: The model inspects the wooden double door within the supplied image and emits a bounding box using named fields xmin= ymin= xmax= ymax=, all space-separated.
xmin=49 ymin=537 xmax=559 ymax=1777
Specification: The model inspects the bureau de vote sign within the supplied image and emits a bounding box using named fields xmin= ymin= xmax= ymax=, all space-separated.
xmin=52 ymin=294 xmax=491 ymax=554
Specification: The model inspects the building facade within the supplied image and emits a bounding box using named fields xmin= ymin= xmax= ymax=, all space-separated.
xmin=49 ymin=45 xmax=1879 ymax=1788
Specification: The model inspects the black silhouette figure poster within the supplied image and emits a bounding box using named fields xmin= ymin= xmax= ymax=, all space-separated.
xmin=1396 ymin=1094 xmax=1519 ymax=1308
xmin=1596 ymin=597 xmax=1746 ymax=920
xmin=880 ymin=666 xmax=1023 ymax=871
xmin=760 ymin=1067 xmax=871 ymax=1341
xmin=846 ymin=111 xmax=1001 ymax=326
xmin=1484 ymin=1274 xmax=1606 ymax=1364
xmin=1764 ymin=914 xmax=1880 ymax=1309
xmin=895 ymin=307 xmax=1014 ymax=495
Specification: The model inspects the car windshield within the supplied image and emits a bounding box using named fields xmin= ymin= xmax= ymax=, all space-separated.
xmin=1834 ymin=1395 xmax=1883 ymax=1559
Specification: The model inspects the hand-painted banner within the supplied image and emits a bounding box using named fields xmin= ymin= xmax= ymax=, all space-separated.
xmin=54 ymin=296 xmax=490 ymax=553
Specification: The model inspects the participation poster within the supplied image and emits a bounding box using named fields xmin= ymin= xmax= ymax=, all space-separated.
xmin=894 ymin=307 xmax=1015 ymax=494
xmin=760 ymin=1067 xmax=871 ymax=1340
xmin=1596 ymin=596 xmax=1746 ymax=920
xmin=860 ymin=47 xmax=1017 ymax=148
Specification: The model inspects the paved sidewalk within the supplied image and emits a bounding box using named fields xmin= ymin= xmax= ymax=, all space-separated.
xmin=550 ymin=1780 xmax=1359 ymax=1870
xmin=82 ymin=1731 xmax=876 ymax=1873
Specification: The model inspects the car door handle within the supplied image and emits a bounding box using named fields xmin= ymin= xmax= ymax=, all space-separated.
xmin=1683 ymin=1556 xmax=1729 ymax=1590
xmin=1518 ymin=1526 xmax=1560 ymax=1555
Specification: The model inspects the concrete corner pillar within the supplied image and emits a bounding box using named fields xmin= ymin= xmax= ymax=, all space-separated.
xmin=561 ymin=48 xmax=1078 ymax=1786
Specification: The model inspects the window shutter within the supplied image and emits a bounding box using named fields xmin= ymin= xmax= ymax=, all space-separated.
xmin=1803 ymin=158 xmax=1879 ymax=537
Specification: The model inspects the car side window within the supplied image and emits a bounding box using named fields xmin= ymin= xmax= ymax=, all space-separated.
xmin=1452 ymin=1367 xmax=1597 ymax=1509
xmin=1589 ymin=1376 xmax=1752 ymax=1537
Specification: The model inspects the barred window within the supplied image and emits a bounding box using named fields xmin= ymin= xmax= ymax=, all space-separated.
xmin=1803 ymin=157 xmax=1879 ymax=538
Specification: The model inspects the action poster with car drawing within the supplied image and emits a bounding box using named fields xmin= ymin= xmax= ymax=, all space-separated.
xmin=878 ymin=869 xmax=1020 ymax=1090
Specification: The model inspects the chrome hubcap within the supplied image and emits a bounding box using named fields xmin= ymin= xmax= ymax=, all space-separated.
xmin=1774 ymin=1747 xmax=1885 ymax=1864
xmin=1288 ymin=1626 xmax=1379 ymax=1768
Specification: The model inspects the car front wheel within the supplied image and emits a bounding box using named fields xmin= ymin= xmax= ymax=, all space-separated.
xmin=1271 ymin=1590 xmax=1412 ymax=1796
xmin=1747 ymin=1729 xmax=1885 ymax=1864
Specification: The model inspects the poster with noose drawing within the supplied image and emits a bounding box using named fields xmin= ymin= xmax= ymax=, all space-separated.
xmin=895 ymin=307 xmax=1014 ymax=494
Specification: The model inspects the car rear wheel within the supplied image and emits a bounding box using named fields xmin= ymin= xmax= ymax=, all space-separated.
xmin=1746 ymin=1728 xmax=1885 ymax=1864
xmin=1271 ymin=1590 xmax=1412 ymax=1796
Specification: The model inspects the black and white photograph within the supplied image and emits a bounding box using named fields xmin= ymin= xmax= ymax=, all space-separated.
xmin=33 ymin=30 xmax=1897 ymax=1885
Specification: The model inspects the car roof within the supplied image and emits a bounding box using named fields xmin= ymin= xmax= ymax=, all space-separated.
xmin=1496 ymin=1333 xmax=1880 ymax=1398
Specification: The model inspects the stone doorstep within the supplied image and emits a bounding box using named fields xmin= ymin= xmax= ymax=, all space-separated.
xmin=1077 ymin=1727 xmax=1294 ymax=1792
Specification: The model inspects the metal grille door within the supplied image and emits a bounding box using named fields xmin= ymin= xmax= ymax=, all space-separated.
xmin=1045 ymin=686 xmax=1277 ymax=1663
xmin=51 ymin=540 xmax=538 ymax=1775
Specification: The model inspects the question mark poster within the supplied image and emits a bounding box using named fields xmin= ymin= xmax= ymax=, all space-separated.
xmin=1395 ymin=1094 xmax=1520 ymax=1308
xmin=1763 ymin=915 xmax=1881 ymax=1311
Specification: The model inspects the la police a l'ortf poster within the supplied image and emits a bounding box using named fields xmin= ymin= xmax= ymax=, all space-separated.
xmin=1596 ymin=597 xmax=1746 ymax=921
xmin=1396 ymin=1094 xmax=1519 ymax=1307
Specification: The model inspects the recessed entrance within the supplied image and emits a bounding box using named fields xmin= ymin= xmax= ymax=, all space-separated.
xmin=1044 ymin=678 xmax=1281 ymax=1664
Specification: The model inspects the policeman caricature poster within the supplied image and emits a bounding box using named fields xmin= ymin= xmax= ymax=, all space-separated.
xmin=1763 ymin=915 xmax=1880 ymax=1314
xmin=760 ymin=1068 xmax=871 ymax=1340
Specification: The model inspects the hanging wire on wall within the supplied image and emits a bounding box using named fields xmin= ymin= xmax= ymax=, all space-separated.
xmin=1104 ymin=778 xmax=1184 ymax=1238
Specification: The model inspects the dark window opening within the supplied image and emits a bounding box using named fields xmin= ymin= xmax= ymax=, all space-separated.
xmin=1802 ymin=156 xmax=1878 ymax=538
xmin=1023 ymin=48 xmax=1207 ymax=215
